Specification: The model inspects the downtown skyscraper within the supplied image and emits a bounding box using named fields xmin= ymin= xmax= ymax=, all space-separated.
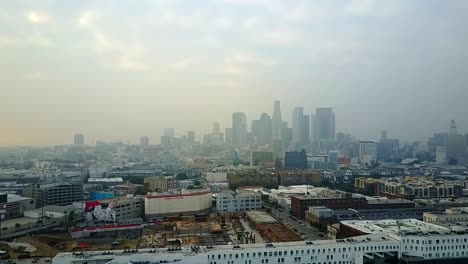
xmin=313 ymin=107 xmax=336 ymax=152
xmin=232 ymin=112 xmax=247 ymax=146
xmin=251 ymin=113 xmax=272 ymax=145
xmin=292 ymin=107 xmax=306 ymax=149
xmin=272 ymin=100 xmax=282 ymax=140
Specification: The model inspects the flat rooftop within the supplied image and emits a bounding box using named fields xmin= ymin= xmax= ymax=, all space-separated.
xmin=245 ymin=211 xmax=278 ymax=224
xmin=53 ymin=234 xmax=396 ymax=264
xmin=341 ymin=219 xmax=451 ymax=236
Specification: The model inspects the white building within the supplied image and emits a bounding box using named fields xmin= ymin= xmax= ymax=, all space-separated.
xmin=145 ymin=189 xmax=212 ymax=221
xmin=205 ymin=172 xmax=228 ymax=183
xmin=54 ymin=218 xmax=468 ymax=264
xmin=215 ymin=190 xmax=262 ymax=213
xmin=436 ymin=146 xmax=446 ymax=165
xmin=359 ymin=141 xmax=377 ymax=165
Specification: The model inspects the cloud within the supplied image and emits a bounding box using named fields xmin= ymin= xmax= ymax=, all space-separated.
xmin=119 ymin=55 xmax=146 ymax=71
xmin=78 ymin=10 xmax=97 ymax=28
xmin=26 ymin=11 xmax=50 ymax=24
xmin=345 ymin=0 xmax=375 ymax=15
xmin=169 ymin=56 xmax=201 ymax=70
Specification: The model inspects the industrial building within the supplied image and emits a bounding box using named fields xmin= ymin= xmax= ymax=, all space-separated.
xmin=291 ymin=192 xmax=415 ymax=219
xmin=215 ymin=190 xmax=262 ymax=213
xmin=144 ymin=189 xmax=212 ymax=221
xmin=23 ymin=182 xmax=83 ymax=208
xmin=0 ymin=193 xmax=35 ymax=220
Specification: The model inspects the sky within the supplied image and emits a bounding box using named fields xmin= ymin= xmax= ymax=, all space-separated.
xmin=1 ymin=0 xmax=468 ymax=146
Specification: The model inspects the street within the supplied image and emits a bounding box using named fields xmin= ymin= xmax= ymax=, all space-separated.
xmin=269 ymin=207 xmax=324 ymax=240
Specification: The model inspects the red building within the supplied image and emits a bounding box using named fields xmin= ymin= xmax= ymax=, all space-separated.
xmin=291 ymin=193 xmax=415 ymax=219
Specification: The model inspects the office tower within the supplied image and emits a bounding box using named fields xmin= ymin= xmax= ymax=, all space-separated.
xmin=445 ymin=120 xmax=466 ymax=161
xmin=281 ymin=123 xmax=293 ymax=151
xmin=163 ymin=128 xmax=175 ymax=138
xmin=377 ymin=142 xmax=393 ymax=161
xmin=74 ymin=133 xmax=84 ymax=145
xmin=232 ymin=112 xmax=247 ymax=146
xmin=381 ymin=130 xmax=388 ymax=141
xmin=251 ymin=113 xmax=272 ymax=145
xmin=359 ymin=141 xmax=378 ymax=165
xmin=449 ymin=120 xmax=458 ymax=136
xmin=205 ymin=122 xmax=224 ymax=144
xmin=225 ymin=128 xmax=233 ymax=144
xmin=272 ymin=100 xmax=282 ymax=140
xmin=303 ymin=115 xmax=310 ymax=146
xmin=160 ymin=136 xmax=172 ymax=148
xmin=292 ymin=107 xmax=304 ymax=149
xmin=313 ymin=108 xmax=335 ymax=151
xmin=436 ymin=146 xmax=446 ymax=165
xmin=140 ymin=136 xmax=149 ymax=146
xmin=328 ymin=150 xmax=339 ymax=165
xmin=187 ymin=131 xmax=195 ymax=145
xmin=314 ymin=108 xmax=335 ymax=141
xmin=213 ymin=122 xmax=220 ymax=134
xmin=284 ymin=149 xmax=308 ymax=169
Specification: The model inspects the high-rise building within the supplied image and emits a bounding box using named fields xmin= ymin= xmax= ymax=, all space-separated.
xmin=163 ymin=128 xmax=175 ymax=138
xmin=302 ymin=115 xmax=310 ymax=146
xmin=232 ymin=112 xmax=247 ymax=146
xmin=445 ymin=120 xmax=466 ymax=161
xmin=436 ymin=146 xmax=446 ymax=165
xmin=292 ymin=107 xmax=304 ymax=149
xmin=160 ymin=136 xmax=172 ymax=148
xmin=359 ymin=141 xmax=377 ymax=166
xmin=204 ymin=122 xmax=224 ymax=144
xmin=313 ymin=108 xmax=335 ymax=151
xmin=212 ymin=122 xmax=220 ymax=134
xmin=281 ymin=125 xmax=293 ymax=151
xmin=74 ymin=133 xmax=84 ymax=145
xmin=140 ymin=136 xmax=149 ymax=146
xmin=251 ymin=113 xmax=272 ymax=145
xmin=272 ymin=100 xmax=282 ymax=140
xmin=381 ymin=130 xmax=388 ymax=141
xmin=187 ymin=131 xmax=195 ymax=145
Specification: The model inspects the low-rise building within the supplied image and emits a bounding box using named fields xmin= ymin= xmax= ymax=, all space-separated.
xmin=215 ymin=190 xmax=262 ymax=213
xmin=355 ymin=176 xmax=466 ymax=199
xmin=0 ymin=193 xmax=35 ymax=220
xmin=144 ymin=176 xmax=177 ymax=192
xmin=144 ymin=189 xmax=212 ymax=221
xmin=305 ymin=206 xmax=335 ymax=228
xmin=23 ymin=182 xmax=83 ymax=208
xmin=291 ymin=192 xmax=415 ymax=219
xmin=424 ymin=208 xmax=468 ymax=223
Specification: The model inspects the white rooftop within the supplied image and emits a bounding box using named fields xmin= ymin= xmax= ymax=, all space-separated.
xmin=341 ymin=219 xmax=451 ymax=236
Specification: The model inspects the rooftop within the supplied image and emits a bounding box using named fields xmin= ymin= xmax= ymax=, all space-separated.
xmin=245 ymin=211 xmax=278 ymax=224
xmin=341 ymin=219 xmax=452 ymax=236
xmin=53 ymin=234 xmax=395 ymax=264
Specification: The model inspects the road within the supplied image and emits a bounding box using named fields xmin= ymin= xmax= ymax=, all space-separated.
xmin=269 ymin=207 xmax=324 ymax=240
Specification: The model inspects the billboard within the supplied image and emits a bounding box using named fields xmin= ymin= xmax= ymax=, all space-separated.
xmin=85 ymin=201 xmax=116 ymax=223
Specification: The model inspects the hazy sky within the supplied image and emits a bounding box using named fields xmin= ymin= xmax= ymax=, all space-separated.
xmin=1 ymin=0 xmax=468 ymax=146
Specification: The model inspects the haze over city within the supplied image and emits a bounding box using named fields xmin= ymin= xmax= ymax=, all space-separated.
xmin=2 ymin=0 xmax=468 ymax=146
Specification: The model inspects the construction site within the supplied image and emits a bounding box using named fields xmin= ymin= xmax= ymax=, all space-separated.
xmin=0 ymin=212 xmax=304 ymax=260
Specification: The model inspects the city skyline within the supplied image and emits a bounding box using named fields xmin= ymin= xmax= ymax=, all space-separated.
xmin=2 ymin=0 xmax=468 ymax=146
xmin=1 ymin=102 xmax=468 ymax=147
